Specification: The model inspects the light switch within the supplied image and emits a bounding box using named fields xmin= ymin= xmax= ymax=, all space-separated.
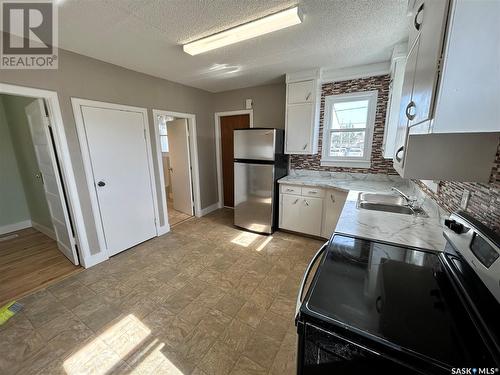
xmin=245 ymin=99 xmax=253 ymax=109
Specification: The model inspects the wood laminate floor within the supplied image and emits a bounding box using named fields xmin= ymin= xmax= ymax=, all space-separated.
xmin=0 ymin=228 xmax=81 ymax=306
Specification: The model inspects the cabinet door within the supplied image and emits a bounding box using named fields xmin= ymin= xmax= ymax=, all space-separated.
xmin=408 ymin=0 xmax=449 ymax=126
xmin=394 ymin=40 xmax=418 ymax=170
xmin=288 ymin=80 xmax=314 ymax=104
xmin=280 ymin=194 xmax=302 ymax=232
xmin=285 ymin=103 xmax=314 ymax=154
xmin=321 ymin=190 xmax=348 ymax=239
xmin=301 ymin=197 xmax=323 ymax=237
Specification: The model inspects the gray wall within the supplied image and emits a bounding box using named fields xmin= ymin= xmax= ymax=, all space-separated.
xmin=2 ymin=95 xmax=54 ymax=230
xmin=214 ymin=82 xmax=286 ymax=128
xmin=0 ymin=45 xmax=216 ymax=254
xmin=0 ymin=98 xmax=30 ymax=228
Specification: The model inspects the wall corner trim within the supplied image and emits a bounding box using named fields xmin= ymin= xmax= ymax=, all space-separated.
xmin=158 ymin=224 xmax=170 ymax=236
xmin=31 ymin=221 xmax=56 ymax=240
xmin=199 ymin=202 xmax=220 ymax=217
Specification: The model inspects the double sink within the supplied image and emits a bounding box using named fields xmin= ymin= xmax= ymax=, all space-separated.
xmin=357 ymin=192 xmax=427 ymax=217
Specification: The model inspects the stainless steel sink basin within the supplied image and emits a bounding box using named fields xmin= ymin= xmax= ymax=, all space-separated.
xmin=357 ymin=192 xmax=427 ymax=217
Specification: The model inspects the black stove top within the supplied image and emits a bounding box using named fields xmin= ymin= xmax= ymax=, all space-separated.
xmin=301 ymin=234 xmax=494 ymax=370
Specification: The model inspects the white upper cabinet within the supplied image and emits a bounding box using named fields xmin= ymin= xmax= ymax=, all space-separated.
xmin=286 ymin=103 xmax=315 ymax=153
xmin=393 ymin=0 xmax=500 ymax=182
xmin=432 ymin=0 xmax=500 ymax=133
xmin=383 ymin=45 xmax=407 ymax=159
xmin=406 ymin=0 xmax=449 ymax=128
xmin=288 ymin=81 xmax=315 ymax=104
xmin=284 ymin=70 xmax=321 ymax=154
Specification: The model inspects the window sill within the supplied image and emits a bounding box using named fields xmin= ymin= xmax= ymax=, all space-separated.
xmin=320 ymin=159 xmax=371 ymax=168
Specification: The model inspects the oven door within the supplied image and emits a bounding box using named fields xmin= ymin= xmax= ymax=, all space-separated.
xmin=297 ymin=322 xmax=420 ymax=375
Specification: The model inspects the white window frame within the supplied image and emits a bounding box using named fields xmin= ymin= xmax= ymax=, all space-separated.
xmin=320 ymin=90 xmax=378 ymax=168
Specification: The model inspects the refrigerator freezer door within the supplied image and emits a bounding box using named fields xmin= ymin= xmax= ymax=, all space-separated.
xmin=234 ymin=129 xmax=275 ymax=161
xmin=234 ymin=162 xmax=274 ymax=234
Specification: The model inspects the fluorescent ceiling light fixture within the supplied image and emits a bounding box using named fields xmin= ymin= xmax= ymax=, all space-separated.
xmin=183 ymin=6 xmax=303 ymax=55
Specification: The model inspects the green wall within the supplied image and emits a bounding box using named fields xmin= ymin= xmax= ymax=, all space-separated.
xmin=0 ymin=98 xmax=30 ymax=229
xmin=1 ymin=95 xmax=54 ymax=231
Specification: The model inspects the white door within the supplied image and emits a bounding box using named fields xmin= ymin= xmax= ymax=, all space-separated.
xmin=25 ymin=99 xmax=79 ymax=265
xmin=167 ymin=119 xmax=193 ymax=216
xmin=80 ymin=106 xmax=157 ymax=256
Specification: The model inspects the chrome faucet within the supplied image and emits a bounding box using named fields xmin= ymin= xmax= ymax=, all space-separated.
xmin=391 ymin=187 xmax=416 ymax=207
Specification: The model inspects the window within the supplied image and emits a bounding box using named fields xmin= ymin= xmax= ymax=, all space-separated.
xmin=157 ymin=115 xmax=174 ymax=153
xmin=321 ymin=91 xmax=377 ymax=168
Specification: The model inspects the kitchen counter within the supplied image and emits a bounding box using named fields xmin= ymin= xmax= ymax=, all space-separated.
xmin=278 ymin=171 xmax=448 ymax=251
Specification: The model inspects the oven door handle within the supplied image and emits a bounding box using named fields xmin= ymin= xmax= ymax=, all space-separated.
xmin=295 ymin=243 xmax=328 ymax=320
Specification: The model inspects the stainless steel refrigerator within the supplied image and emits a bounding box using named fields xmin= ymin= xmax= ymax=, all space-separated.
xmin=233 ymin=128 xmax=287 ymax=234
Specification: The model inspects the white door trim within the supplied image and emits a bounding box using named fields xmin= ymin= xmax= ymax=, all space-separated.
xmin=152 ymin=109 xmax=202 ymax=224
xmin=72 ymin=98 xmax=160 ymax=258
xmin=214 ymin=109 xmax=253 ymax=208
xmin=0 ymin=82 xmax=90 ymax=266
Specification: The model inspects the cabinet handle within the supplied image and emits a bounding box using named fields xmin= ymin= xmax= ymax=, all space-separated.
xmin=302 ymin=143 xmax=308 ymax=150
xmin=286 ymin=188 xmax=294 ymax=192
xmin=395 ymin=146 xmax=405 ymax=163
xmin=293 ymin=198 xmax=299 ymax=205
xmin=376 ymin=296 xmax=383 ymax=313
xmin=35 ymin=172 xmax=44 ymax=184
xmin=308 ymin=191 xmax=317 ymax=194
xmin=405 ymin=101 xmax=416 ymax=120
xmin=305 ymin=92 xmax=311 ymax=101
xmin=330 ymin=194 xmax=335 ymax=203
xmin=414 ymin=3 xmax=424 ymax=31
xmin=304 ymin=200 xmax=309 ymax=206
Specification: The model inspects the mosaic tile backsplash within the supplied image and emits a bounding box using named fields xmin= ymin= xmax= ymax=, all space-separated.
xmin=289 ymin=75 xmax=499 ymax=234
xmin=415 ymin=142 xmax=499 ymax=234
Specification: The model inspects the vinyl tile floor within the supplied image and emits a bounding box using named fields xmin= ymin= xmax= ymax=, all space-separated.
xmin=167 ymin=199 xmax=192 ymax=227
xmin=0 ymin=209 xmax=324 ymax=375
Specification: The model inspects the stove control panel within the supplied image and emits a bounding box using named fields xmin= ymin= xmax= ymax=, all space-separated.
xmin=444 ymin=212 xmax=500 ymax=304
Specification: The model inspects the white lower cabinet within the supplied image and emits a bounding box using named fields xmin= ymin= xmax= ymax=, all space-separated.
xmin=280 ymin=194 xmax=303 ymax=233
xmin=279 ymin=184 xmax=347 ymax=239
xmin=300 ymin=197 xmax=323 ymax=237
xmin=321 ymin=190 xmax=348 ymax=239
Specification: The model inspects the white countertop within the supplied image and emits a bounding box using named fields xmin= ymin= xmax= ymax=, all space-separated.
xmin=278 ymin=172 xmax=448 ymax=251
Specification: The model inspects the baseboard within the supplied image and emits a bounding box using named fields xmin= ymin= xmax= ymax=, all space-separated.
xmin=32 ymin=221 xmax=56 ymax=240
xmin=0 ymin=220 xmax=32 ymax=235
xmin=157 ymin=224 xmax=171 ymax=236
xmin=199 ymin=202 xmax=220 ymax=217
xmin=80 ymin=251 xmax=109 ymax=269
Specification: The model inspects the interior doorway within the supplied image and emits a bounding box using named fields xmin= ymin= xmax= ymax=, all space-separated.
xmin=215 ymin=111 xmax=252 ymax=208
xmin=0 ymin=93 xmax=80 ymax=305
xmin=153 ymin=110 xmax=201 ymax=228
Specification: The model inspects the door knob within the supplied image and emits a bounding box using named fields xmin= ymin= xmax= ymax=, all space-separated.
xmin=97 ymin=181 xmax=106 ymax=187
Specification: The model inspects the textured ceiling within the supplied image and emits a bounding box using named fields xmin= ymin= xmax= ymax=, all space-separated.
xmin=58 ymin=0 xmax=408 ymax=92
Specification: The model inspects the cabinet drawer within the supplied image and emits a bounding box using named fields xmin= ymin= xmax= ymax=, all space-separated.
xmin=281 ymin=185 xmax=301 ymax=195
xmin=288 ymin=80 xmax=314 ymax=104
xmin=302 ymin=187 xmax=325 ymax=198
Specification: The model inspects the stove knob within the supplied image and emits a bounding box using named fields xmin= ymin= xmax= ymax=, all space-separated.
xmin=444 ymin=219 xmax=464 ymax=234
